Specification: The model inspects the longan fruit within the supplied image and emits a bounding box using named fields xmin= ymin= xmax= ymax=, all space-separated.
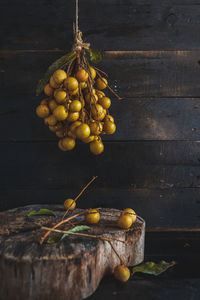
xmin=81 ymin=135 xmax=95 ymax=143
xmin=104 ymin=115 xmax=114 ymax=123
xmin=85 ymin=209 xmax=100 ymax=224
xmin=80 ymin=82 xmax=87 ymax=89
xmin=89 ymin=121 xmax=103 ymax=135
xmin=58 ymin=139 xmax=67 ymax=151
xmin=76 ymin=68 xmax=89 ymax=82
xmin=50 ymin=76 xmax=60 ymax=89
xmin=76 ymin=123 xmax=91 ymax=139
xmin=53 ymin=69 xmax=67 ymax=84
xmin=114 ymin=265 xmax=130 ymax=282
xmin=69 ymin=88 xmax=79 ymax=96
xmin=61 ymin=137 xmax=76 ymax=151
xmin=64 ymin=77 xmax=78 ymax=91
xmin=123 ymin=208 xmax=136 ymax=223
xmin=56 ymin=129 xmax=65 ymax=138
xmin=91 ymin=104 xmax=105 ymax=121
xmin=96 ymin=90 xmax=105 ymax=100
xmin=67 ymin=112 xmax=79 ymax=122
xmin=104 ymin=121 xmax=116 ymax=134
xmin=89 ymin=67 xmax=96 ymax=79
xmin=40 ymin=98 xmax=49 ymax=105
xmin=44 ymin=114 xmax=57 ymax=126
xmin=53 ymin=105 xmax=68 ymax=121
xmin=69 ymin=100 xmax=82 ymax=112
xmin=90 ymin=140 xmax=104 ymax=155
xmin=64 ymin=198 xmax=76 ymax=210
xmin=48 ymin=99 xmax=58 ymax=111
xmin=117 ymin=214 xmax=132 ymax=229
xmin=36 ymin=104 xmax=50 ymax=118
xmin=96 ymin=77 xmax=108 ymax=90
xmin=54 ymin=90 xmax=67 ymax=104
xmin=70 ymin=121 xmax=82 ymax=134
xmin=85 ymin=93 xmax=98 ymax=104
xmin=44 ymin=83 xmax=53 ymax=96
xmin=99 ymin=96 xmax=111 ymax=109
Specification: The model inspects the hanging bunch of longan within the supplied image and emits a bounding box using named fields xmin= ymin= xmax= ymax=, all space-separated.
xmin=36 ymin=29 xmax=120 ymax=155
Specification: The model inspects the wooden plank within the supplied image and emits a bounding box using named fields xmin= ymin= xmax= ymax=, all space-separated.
xmin=1 ymin=187 xmax=200 ymax=229
xmin=1 ymin=50 xmax=200 ymax=97
xmin=1 ymin=1 xmax=200 ymax=50
xmin=2 ymin=95 xmax=200 ymax=141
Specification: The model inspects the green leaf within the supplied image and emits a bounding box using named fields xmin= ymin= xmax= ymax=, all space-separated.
xmin=132 ymin=261 xmax=177 ymax=276
xmin=27 ymin=209 xmax=56 ymax=217
xmin=36 ymin=51 xmax=76 ymax=96
xmin=61 ymin=225 xmax=90 ymax=240
xmin=86 ymin=48 xmax=102 ymax=64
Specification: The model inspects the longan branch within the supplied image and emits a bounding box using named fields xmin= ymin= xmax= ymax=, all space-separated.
xmin=108 ymin=240 xmax=125 ymax=265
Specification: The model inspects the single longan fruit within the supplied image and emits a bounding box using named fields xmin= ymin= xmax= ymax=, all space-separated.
xmin=117 ymin=214 xmax=133 ymax=229
xmin=85 ymin=93 xmax=98 ymax=105
xmin=56 ymin=129 xmax=65 ymax=138
xmin=49 ymin=123 xmax=62 ymax=132
xmin=70 ymin=100 xmax=82 ymax=112
xmin=123 ymin=208 xmax=136 ymax=223
xmin=76 ymin=123 xmax=90 ymax=139
xmin=40 ymin=98 xmax=49 ymax=105
xmin=44 ymin=114 xmax=57 ymax=126
xmin=76 ymin=69 xmax=89 ymax=82
xmin=80 ymin=82 xmax=87 ymax=89
xmin=104 ymin=115 xmax=114 ymax=123
xmin=64 ymin=77 xmax=78 ymax=91
xmin=89 ymin=67 xmax=96 ymax=79
xmin=53 ymin=69 xmax=67 ymax=84
xmin=82 ymin=135 xmax=95 ymax=143
xmin=90 ymin=140 xmax=104 ymax=155
xmin=69 ymin=88 xmax=79 ymax=96
xmin=85 ymin=209 xmax=100 ymax=224
xmin=64 ymin=198 xmax=76 ymax=210
xmin=67 ymin=130 xmax=76 ymax=139
xmin=50 ymin=76 xmax=60 ymax=89
xmin=54 ymin=90 xmax=67 ymax=104
xmin=44 ymin=84 xmax=53 ymax=96
xmin=48 ymin=99 xmax=58 ymax=111
xmin=36 ymin=104 xmax=50 ymax=118
xmin=61 ymin=137 xmax=76 ymax=151
xmin=89 ymin=121 xmax=103 ymax=135
xmin=104 ymin=121 xmax=116 ymax=135
xmin=114 ymin=265 xmax=130 ymax=282
xmin=96 ymin=77 xmax=108 ymax=90
xmin=99 ymin=96 xmax=111 ymax=109
xmin=58 ymin=139 xmax=67 ymax=151
xmin=96 ymin=90 xmax=105 ymax=100
xmin=53 ymin=105 xmax=68 ymax=121
xmin=67 ymin=112 xmax=79 ymax=122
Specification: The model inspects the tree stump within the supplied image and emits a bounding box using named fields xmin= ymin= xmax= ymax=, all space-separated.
xmin=0 ymin=205 xmax=145 ymax=300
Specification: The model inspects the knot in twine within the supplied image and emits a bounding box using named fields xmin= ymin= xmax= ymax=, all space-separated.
xmin=73 ymin=29 xmax=90 ymax=52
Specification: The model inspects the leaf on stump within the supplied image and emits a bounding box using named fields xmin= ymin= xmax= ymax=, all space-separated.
xmin=27 ymin=209 xmax=56 ymax=217
xmin=36 ymin=51 xmax=76 ymax=96
xmin=86 ymin=48 xmax=102 ymax=64
xmin=132 ymin=260 xmax=177 ymax=276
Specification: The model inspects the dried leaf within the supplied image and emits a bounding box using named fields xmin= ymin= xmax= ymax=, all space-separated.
xmin=86 ymin=48 xmax=102 ymax=64
xmin=132 ymin=261 xmax=176 ymax=276
xmin=47 ymin=235 xmax=62 ymax=244
xmin=61 ymin=225 xmax=90 ymax=240
xmin=27 ymin=209 xmax=56 ymax=217
xmin=36 ymin=51 xmax=76 ymax=96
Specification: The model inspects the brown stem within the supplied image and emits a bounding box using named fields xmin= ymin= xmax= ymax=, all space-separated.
xmin=108 ymin=240 xmax=125 ymax=265
xmin=62 ymin=176 xmax=98 ymax=220
xmin=41 ymin=226 xmax=126 ymax=244
xmin=94 ymin=66 xmax=108 ymax=77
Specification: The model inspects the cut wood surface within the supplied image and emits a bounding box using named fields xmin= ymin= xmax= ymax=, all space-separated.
xmin=0 ymin=205 xmax=145 ymax=300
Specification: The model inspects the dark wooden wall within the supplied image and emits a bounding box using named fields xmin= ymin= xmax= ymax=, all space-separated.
xmin=1 ymin=0 xmax=200 ymax=229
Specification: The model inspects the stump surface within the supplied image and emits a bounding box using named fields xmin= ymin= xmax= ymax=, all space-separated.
xmin=0 ymin=205 xmax=145 ymax=300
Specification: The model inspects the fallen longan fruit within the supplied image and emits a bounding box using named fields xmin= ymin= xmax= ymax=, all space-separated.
xmin=85 ymin=209 xmax=100 ymax=224
xmin=114 ymin=265 xmax=130 ymax=282
xmin=64 ymin=198 xmax=76 ymax=210
xmin=117 ymin=214 xmax=133 ymax=229
xmin=123 ymin=208 xmax=136 ymax=223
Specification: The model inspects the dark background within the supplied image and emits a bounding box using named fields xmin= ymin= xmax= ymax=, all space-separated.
xmin=1 ymin=0 xmax=200 ymax=230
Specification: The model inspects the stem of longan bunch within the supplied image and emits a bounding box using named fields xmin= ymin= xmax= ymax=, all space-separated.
xmin=66 ymin=56 xmax=76 ymax=76
xmin=108 ymin=240 xmax=126 ymax=265
xmin=62 ymin=176 xmax=98 ymax=220
xmin=94 ymin=66 xmax=108 ymax=78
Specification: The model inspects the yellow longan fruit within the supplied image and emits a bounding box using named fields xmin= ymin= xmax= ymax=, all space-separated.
xmin=58 ymin=139 xmax=67 ymax=151
xmin=123 ymin=208 xmax=136 ymax=223
xmin=64 ymin=198 xmax=76 ymax=210
xmin=67 ymin=112 xmax=79 ymax=122
xmin=96 ymin=77 xmax=108 ymax=90
xmin=85 ymin=209 xmax=100 ymax=224
xmin=44 ymin=83 xmax=53 ymax=96
xmin=70 ymin=100 xmax=82 ymax=112
xmin=49 ymin=123 xmax=62 ymax=132
xmin=53 ymin=69 xmax=67 ymax=84
xmin=104 ymin=121 xmax=116 ymax=135
xmin=36 ymin=104 xmax=50 ymax=118
xmin=54 ymin=90 xmax=67 ymax=104
xmin=85 ymin=93 xmax=98 ymax=104
xmin=114 ymin=265 xmax=130 ymax=282
xmin=104 ymin=115 xmax=114 ymax=123
xmin=90 ymin=140 xmax=104 ymax=155
xmin=70 ymin=121 xmax=82 ymax=134
xmin=50 ymin=76 xmax=60 ymax=89
xmin=76 ymin=68 xmax=89 ymax=82
xmin=53 ymin=105 xmax=68 ymax=121
xmin=76 ymin=123 xmax=91 ymax=139
xmin=80 ymin=82 xmax=87 ymax=89
xmin=44 ymin=114 xmax=57 ymax=126
xmin=99 ymin=96 xmax=111 ymax=109
xmin=89 ymin=67 xmax=96 ymax=79
xmin=117 ymin=214 xmax=133 ymax=229
xmin=40 ymin=98 xmax=49 ymax=105
xmin=96 ymin=90 xmax=105 ymax=100
xmin=61 ymin=137 xmax=76 ymax=151
xmin=64 ymin=77 xmax=78 ymax=91
xmin=89 ymin=121 xmax=103 ymax=135
xmin=48 ymin=99 xmax=58 ymax=111
xmin=56 ymin=129 xmax=65 ymax=138
xmin=91 ymin=104 xmax=105 ymax=121
xmin=69 ymin=88 xmax=79 ymax=96
xmin=81 ymin=135 xmax=95 ymax=143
